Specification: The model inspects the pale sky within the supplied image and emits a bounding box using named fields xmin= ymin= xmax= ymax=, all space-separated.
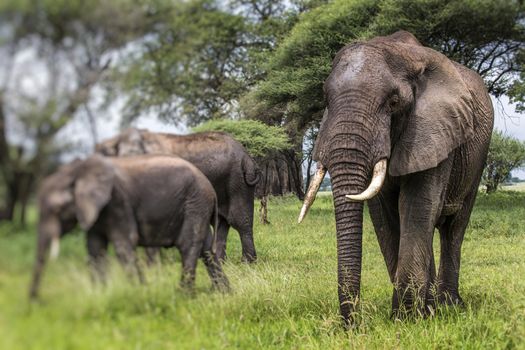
xmin=491 ymin=96 xmax=525 ymax=179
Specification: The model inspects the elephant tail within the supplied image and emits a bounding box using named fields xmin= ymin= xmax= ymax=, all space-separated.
xmin=242 ymin=155 xmax=261 ymax=187
xmin=211 ymin=196 xmax=219 ymax=255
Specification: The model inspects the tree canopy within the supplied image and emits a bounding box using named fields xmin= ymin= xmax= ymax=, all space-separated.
xmin=193 ymin=119 xmax=290 ymax=158
xmin=251 ymin=0 xmax=525 ymax=131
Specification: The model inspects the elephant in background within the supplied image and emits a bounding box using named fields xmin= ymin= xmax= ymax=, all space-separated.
xmin=299 ymin=31 xmax=493 ymax=323
xmin=96 ymin=129 xmax=260 ymax=263
xmin=29 ymin=154 xmax=229 ymax=299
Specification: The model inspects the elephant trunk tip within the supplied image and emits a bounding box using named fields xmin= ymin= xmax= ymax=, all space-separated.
xmin=346 ymin=159 xmax=387 ymax=201
xmin=297 ymin=164 xmax=327 ymax=223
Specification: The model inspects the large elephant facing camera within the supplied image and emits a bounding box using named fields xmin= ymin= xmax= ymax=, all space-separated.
xmin=299 ymin=31 xmax=493 ymax=322
xmin=96 ymin=129 xmax=260 ymax=263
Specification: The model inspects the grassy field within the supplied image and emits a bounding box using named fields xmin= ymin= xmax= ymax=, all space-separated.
xmin=502 ymin=182 xmax=525 ymax=192
xmin=0 ymin=192 xmax=524 ymax=349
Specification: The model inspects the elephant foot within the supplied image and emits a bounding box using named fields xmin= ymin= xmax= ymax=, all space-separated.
xmin=391 ymin=287 xmax=435 ymax=320
xmin=241 ymin=254 xmax=257 ymax=264
xmin=212 ymin=279 xmax=231 ymax=294
xmin=436 ymin=291 xmax=464 ymax=307
xmin=217 ymin=252 xmax=227 ymax=263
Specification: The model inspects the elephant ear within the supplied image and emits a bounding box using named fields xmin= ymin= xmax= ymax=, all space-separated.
xmin=389 ymin=47 xmax=474 ymax=176
xmin=74 ymin=158 xmax=115 ymax=230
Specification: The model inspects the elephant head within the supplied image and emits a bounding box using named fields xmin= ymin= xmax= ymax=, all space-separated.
xmin=95 ymin=128 xmax=147 ymax=156
xmin=298 ymin=31 xmax=474 ymax=322
xmin=29 ymin=156 xmax=115 ymax=299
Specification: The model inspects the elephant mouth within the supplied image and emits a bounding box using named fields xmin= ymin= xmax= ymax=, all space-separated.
xmin=345 ymin=159 xmax=387 ymax=201
xmin=297 ymin=158 xmax=387 ymax=223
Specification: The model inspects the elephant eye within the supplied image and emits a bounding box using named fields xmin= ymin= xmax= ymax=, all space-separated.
xmin=389 ymin=95 xmax=400 ymax=109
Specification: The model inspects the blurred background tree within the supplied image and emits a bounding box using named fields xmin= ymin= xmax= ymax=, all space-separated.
xmin=0 ymin=0 xmax=152 ymax=223
xmin=482 ymin=131 xmax=525 ymax=193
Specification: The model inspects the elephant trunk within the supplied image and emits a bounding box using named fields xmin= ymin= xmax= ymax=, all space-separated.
xmin=29 ymin=219 xmax=60 ymax=299
xmin=330 ymin=159 xmax=368 ymax=323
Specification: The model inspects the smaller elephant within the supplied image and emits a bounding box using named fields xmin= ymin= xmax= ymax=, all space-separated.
xmin=29 ymin=154 xmax=229 ymax=299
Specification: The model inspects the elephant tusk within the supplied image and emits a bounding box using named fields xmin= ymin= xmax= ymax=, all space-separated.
xmin=49 ymin=235 xmax=60 ymax=260
xmin=298 ymin=164 xmax=327 ymax=223
xmin=346 ymin=159 xmax=387 ymax=201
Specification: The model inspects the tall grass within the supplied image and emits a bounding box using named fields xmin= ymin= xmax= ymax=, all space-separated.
xmin=0 ymin=192 xmax=524 ymax=349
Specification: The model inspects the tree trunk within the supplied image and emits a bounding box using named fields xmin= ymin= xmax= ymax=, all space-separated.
xmin=0 ymin=92 xmax=15 ymax=222
xmin=254 ymin=149 xmax=304 ymax=224
xmin=259 ymin=195 xmax=269 ymax=225
xmin=255 ymin=149 xmax=304 ymax=199
xmin=1 ymin=182 xmax=17 ymax=221
xmin=304 ymin=153 xmax=314 ymax=192
xmin=18 ymin=173 xmax=34 ymax=226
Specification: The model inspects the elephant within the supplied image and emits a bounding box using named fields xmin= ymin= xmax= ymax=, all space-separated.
xmin=96 ymin=129 xmax=260 ymax=263
xmin=29 ymin=154 xmax=229 ymax=299
xmin=299 ymin=31 xmax=493 ymax=323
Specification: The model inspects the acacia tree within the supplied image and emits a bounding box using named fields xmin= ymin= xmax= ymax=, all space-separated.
xmin=483 ymin=131 xmax=525 ymax=193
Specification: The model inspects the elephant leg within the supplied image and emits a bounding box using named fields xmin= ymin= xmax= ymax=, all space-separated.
xmin=215 ymin=217 xmax=230 ymax=262
xmin=226 ymin=222 xmax=257 ymax=263
xmin=87 ymin=231 xmax=108 ymax=284
xmin=436 ymin=189 xmax=477 ymax=306
xmin=110 ymin=231 xmax=144 ymax=284
xmin=368 ymin=180 xmax=401 ymax=283
xmin=231 ymin=209 xmax=257 ymax=263
xmin=228 ymin=191 xmax=257 ymax=263
xmin=178 ymin=220 xmax=204 ymax=291
xmin=145 ymin=247 xmax=160 ymax=266
xmin=238 ymin=225 xmax=257 ymax=263
xmin=201 ymin=227 xmax=230 ymax=293
xmin=394 ymin=162 xmax=452 ymax=316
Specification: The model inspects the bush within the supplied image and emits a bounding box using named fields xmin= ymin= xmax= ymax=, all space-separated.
xmin=482 ymin=130 xmax=525 ymax=193
xmin=193 ymin=119 xmax=290 ymax=158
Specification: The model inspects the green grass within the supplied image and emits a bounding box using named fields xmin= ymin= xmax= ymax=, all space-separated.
xmin=0 ymin=192 xmax=524 ymax=349
xmin=502 ymin=182 xmax=525 ymax=192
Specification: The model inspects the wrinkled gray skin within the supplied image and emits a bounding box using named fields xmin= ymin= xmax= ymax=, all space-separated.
xmin=96 ymin=130 xmax=260 ymax=263
xmin=29 ymin=154 xmax=229 ymax=299
xmin=311 ymin=31 xmax=493 ymax=322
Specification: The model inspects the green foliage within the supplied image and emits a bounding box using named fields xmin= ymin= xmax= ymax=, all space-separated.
xmin=253 ymin=0 xmax=380 ymax=128
xmin=1 ymin=193 xmax=524 ymax=348
xmin=122 ymin=0 xmax=251 ymax=125
xmin=193 ymin=119 xmax=290 ymax=157
xmin=251 ymin=0 xmax=525 ymax=130
xmin=370 ymin=0 xmax=525 ymax=96
xmin=482 ymin=130 xmax=525 ymax=193
xmin=121 ymin=0 xmax=327 ymax=127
